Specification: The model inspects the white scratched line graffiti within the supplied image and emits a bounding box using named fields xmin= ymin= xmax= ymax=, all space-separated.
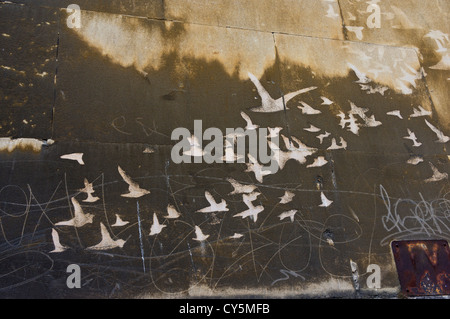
xmin=136 ymin=201 xmax=146 ymax=273
xmin=2 ymin=163 xmax=445 ymax=295
xmin=271 ymin=269 xmax=305 ymax=286
xmin=379 ymin=185 xmax=450 ymax=246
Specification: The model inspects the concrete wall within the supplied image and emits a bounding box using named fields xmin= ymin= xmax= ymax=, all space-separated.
xmin=0 ymin=0 xmax=448 ymax=298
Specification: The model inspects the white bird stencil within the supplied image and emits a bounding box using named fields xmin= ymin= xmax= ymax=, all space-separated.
xmin=55 ymin=197 xmax=93 ymax=227
xmin=87 ymin=222 xmax=126 ymax=250
xmin=349 ymin=101 xmax=382 ymax=128
xmin=243 ymin=191 xmax=261 ymax=206
xmin=297 ymin=102 xmax=322 ymax=115
xmin=245 ymin=154 xmax=272 ymax=183
xmin=78 ymin=178 xmax=100 ymax=203
xmin=234 ymin=192 xmax=263 ymax=222
xmin=143 ymin=146 xmax=155 ymax=154
xmin=118 ymin=166 xmax=150 ymax=198
xmin=407 ymin=156 xmax=423 ymax=165
xmin=164 ymin=204 xmax=180 ymax=219
xmin=304 ymin=124 xmax=321 ymax=133
xmin=267 ymin=127 xmax=283 ymax=138
xmin=360 ymin=84 xmax=389 ymax=95
xmin=149 ymin=213 xmax=166 ymax=236
xmin=346 ymin=46 xmax=372 ymax=62
xmin=279 ymin=191 xmax=295 ymax=204
xmin=410 ymin=105 xmax=432 ymax=118
xmin=363 ymin=114 xmax=382 ymax=127
xmin=395 ymin=79 xmax=413 ymax=95
xmin=319 ymin=192 xmax=333 ymax=207
xmin=278 ymin=209 xmax=298 ymax=222
xmin=233 ymin=192 xmax=264 ymax=222
xmin=327 ymin=137 xmax=347 ymax=150
xmin=424 ymin=119 xmax=449 ymax=143
xmin=348 ymin=101 xmax=369 ymax=118
xmin=347 ymin=11 xmax=357 ymax=21
xmin=424 ymin=30 xmax=449 ymax=53
xmin=321 ymin=97 xmax=334 ymax=105
xmin=112 ymin=214 xmax=129 ymax=227
xmin=240 ymin=111 xmax=259 ymax=130
xmin=307 ymin=156 xmax=328 ymax=168
xmin=221 ymin=139 xmax=244 ymax=163
xmin=317 ymin=131 xmax=331 ymax=144
xmin=247 ymin=72 xmax=317 ymax=113
xmin=227 ymin=178 xmax=257 ymax=195
xmin=280 ymin=135 xmax=318 ymax=166
xmin=424 ymin=162 xmax=448 ymax=183
xmin=193 ymin=225 xmax=209 ymax=241
xmin=60 ymin=153 xmax=85 ymax=165
xmin=225 ymin=131 xmax=246 ymax=142
xmin=325 ymin=4 xmax=339 ymax=18
xmin=386 ymin=110 xmax=403 ymax=119
xmin=337 ymin=111 xmax=349 ymax=129
xmin=399 ymin=67 xmax=419 ymax=88
xmin=347 ymin=62 xmax=370 ymax=83
xmin=346 ymin=113 xmax=361 ymax=135
xmin=196 ymin=191 xmax=228 ymax=213
xmin=228 ymin=233 xmax=244 ymax=239
xmin=346 ymin=26 xmax=364 ymax=40
xmin=337 ymin=111 xmax=361 ymax=135
xmin=184 ymin=135 xmax=205 ymax=157
xmin=403 ymin=129 xmax=422 ymax=147
xmin=50 ymin=229 xmax=68 ymax=253
xmin=267 ymin=140 xmax=290 ymax=171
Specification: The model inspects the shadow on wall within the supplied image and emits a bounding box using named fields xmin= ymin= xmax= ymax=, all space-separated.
xmin=0 ymin=3 xmax=448 ymax=299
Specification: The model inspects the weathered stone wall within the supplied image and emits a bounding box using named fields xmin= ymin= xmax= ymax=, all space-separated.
xmin=0 ymin=0 xmax=448 ymax=298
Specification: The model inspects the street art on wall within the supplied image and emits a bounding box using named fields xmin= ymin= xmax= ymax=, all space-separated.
xmin=0 ymin=0 xmax=449 ymax=298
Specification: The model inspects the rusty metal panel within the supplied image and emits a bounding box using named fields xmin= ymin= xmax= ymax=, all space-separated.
xmin=1 ymin=0 xmax=450 ymax=300
xmin=391 ymin=240 xmax=450 ymax=296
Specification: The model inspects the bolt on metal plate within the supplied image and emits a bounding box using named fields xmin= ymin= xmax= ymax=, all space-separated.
xmin=391 ymin=240 xmax=450 ymax=296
